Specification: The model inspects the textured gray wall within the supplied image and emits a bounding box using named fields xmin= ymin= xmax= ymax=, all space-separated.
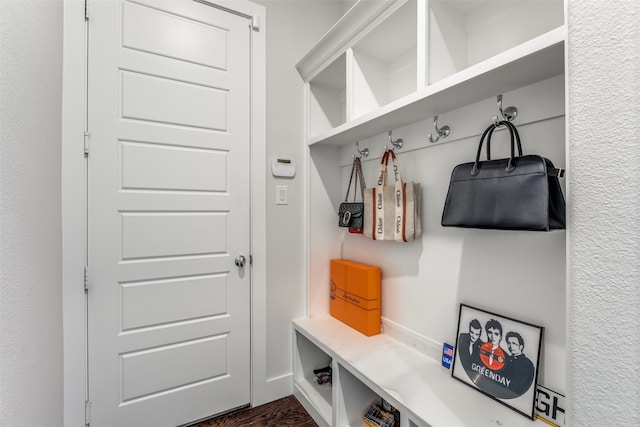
xmin=567 ymin=0 xmax=640 ymax=424
xmin=0 ymin=1 xmax=64 ymax=425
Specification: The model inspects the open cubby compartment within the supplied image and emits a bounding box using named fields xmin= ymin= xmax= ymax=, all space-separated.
xmin=293 ymin=330 xmax=333 ymax=425
xmin=427 ymin=0 xmax=564 ymax=84
xmin=334 ymin=364 xmax=398 ymax=427
xmin=308 ymin=53 xmax=347 ymax=139
xmin=350 ymin=0 xmax=418 ymax=119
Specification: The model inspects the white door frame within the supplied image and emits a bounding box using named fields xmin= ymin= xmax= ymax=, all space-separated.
xmin=61 ymin=1 xmax=266 ymax=425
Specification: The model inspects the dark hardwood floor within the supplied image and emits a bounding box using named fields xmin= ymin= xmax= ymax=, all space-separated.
xmin=192 ymin=395 xmax=318 ymax=427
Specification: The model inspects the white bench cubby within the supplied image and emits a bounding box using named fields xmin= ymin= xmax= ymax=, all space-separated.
xmin=294 ymin=316 xmax=547 ymax=427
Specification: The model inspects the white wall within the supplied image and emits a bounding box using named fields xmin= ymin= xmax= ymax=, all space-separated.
xmin=252 ymin=0 xmax=347 ymax=386
xmin=567 ymin=0 xmax=640 ymax=425
xmin=0 ymin=1 xmax=64 ymax=426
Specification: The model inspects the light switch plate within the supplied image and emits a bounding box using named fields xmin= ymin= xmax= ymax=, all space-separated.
xmin=276 ymin=185 xmax=288 ymax=205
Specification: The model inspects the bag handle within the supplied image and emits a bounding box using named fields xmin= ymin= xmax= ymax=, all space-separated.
xmin=486 ymin=120 xmax=523 ymax=160
xmin=384 ymin=149 xmax=403 ymax=184
xmin=355 ymin=157 xmax=366 ymax=200
xmin=472 ymin=120 xmax=521 ymax=175
xmin=345 ymin=157 xmax=365 ymax=202
xmin=344 ymin=158 xmax=357 ymax=202
xmin=376 ymin=150 xmax=391 ymax=187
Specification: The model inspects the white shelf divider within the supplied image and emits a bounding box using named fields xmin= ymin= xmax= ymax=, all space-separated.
xmin=293 ymin=329 xmax=333 ymax=426
xmin=294 ymin=378 xmax=332 ymax=426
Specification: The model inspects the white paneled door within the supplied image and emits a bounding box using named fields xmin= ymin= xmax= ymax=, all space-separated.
xmin=87 ymin=1 xmax=251 ymax=425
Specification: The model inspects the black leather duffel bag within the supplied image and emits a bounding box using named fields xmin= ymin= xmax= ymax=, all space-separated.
xmin=441 ymin=120 xmax=565 ymax=231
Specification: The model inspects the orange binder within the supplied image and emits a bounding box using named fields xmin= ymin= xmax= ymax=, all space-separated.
xmin=330 ymin=259 xmax=381 ymax=336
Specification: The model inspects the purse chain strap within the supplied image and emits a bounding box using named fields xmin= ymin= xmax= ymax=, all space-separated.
xmin=345 ymin=157 xmax=366 ymax=202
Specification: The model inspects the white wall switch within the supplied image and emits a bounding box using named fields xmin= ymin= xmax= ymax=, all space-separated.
xmin=276 ymin=185 xmax=288 ymax=205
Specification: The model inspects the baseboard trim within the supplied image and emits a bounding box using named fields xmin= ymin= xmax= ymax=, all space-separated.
xmin=252 ymin=372 xmax=293 ymax=407
xmin=381 ymin=317 xmax=442 ymax=362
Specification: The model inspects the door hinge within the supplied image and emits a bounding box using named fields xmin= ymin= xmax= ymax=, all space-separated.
xmin=84 ymin=266 xmax=89 ymax=292
xmin=250 ymin=15 xmax=260 ymax=31
xmin=84 ymin=0 xmax=89 ymax=21
xmin=250 ymin=255 xmax=253 ymax=266
xmin=84 ymin=132 xmax=91 ymax=156
xmin=85 ymin=400 xmax=91 ymax=426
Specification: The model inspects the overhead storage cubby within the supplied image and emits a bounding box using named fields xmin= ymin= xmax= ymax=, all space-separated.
xmin=298 ymin=0 xmax=565 ymax=147
xmin=350 ymin=1 xmax=417 ymax=118
xmin=428 ymin=0 xmax=564 ymax=84
xmin=308 ymin=53 xmax=347 ymax=139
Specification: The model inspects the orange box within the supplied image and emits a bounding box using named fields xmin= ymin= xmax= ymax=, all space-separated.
xmin=330 ymin=259 xmax=381 ymax=336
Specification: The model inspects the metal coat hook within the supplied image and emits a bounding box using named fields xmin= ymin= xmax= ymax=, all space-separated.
xmin=493 ymin=94 xmax=518 ymax=124
xmin=355 ymin=141 xmax=369 ymax=158
xmin=427 ymin=116 xmax=450 ymax=143
xmin=385 ymin=131 xmax=403 ymax=151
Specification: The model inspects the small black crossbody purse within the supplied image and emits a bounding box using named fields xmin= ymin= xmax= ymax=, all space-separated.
xmin=338 ymin=157 xmax=366 ymax=233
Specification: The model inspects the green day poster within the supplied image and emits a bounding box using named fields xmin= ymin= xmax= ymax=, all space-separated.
xmin=452 ymin=304 xmax=543 ymax=419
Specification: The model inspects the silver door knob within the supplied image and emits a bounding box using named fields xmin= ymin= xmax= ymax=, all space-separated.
xmin=235 ymin=255 xmax=246 ymax=268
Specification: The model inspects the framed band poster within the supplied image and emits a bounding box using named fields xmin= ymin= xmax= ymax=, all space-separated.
xmin=452 ymin=304 xmax=543 ymax=419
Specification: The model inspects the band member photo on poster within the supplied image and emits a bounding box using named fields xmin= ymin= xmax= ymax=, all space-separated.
xmin=452 ymin=304 xmax=543 ymax=419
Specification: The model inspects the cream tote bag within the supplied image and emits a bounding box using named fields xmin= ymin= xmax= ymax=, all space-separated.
xmin=364 ymin=150 xmax=421 ymax=242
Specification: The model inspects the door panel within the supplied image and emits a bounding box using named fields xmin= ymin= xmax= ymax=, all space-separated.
xmin=87 ymin=1 xmax=251 ymax=425
xmin=120 ymin=335 xmax=229 ymax=402
xmin=120 ymin=274 xmax=228 ymax=330
xmin=120 ymin=141 xmax=228 ymax=192
xmin=120 ymin=70 xmax=229 ymax=130
xmin=122 ymin=0 xmax=229 ymax=70
xmin=120 ymin=212 xmax=228 ymax=259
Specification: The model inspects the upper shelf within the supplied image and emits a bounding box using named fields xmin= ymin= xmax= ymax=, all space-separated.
xmin=297 ymin=0 xmax=566 ymax=147
xmin=309 ymin=28 xmax=564 ymax=146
